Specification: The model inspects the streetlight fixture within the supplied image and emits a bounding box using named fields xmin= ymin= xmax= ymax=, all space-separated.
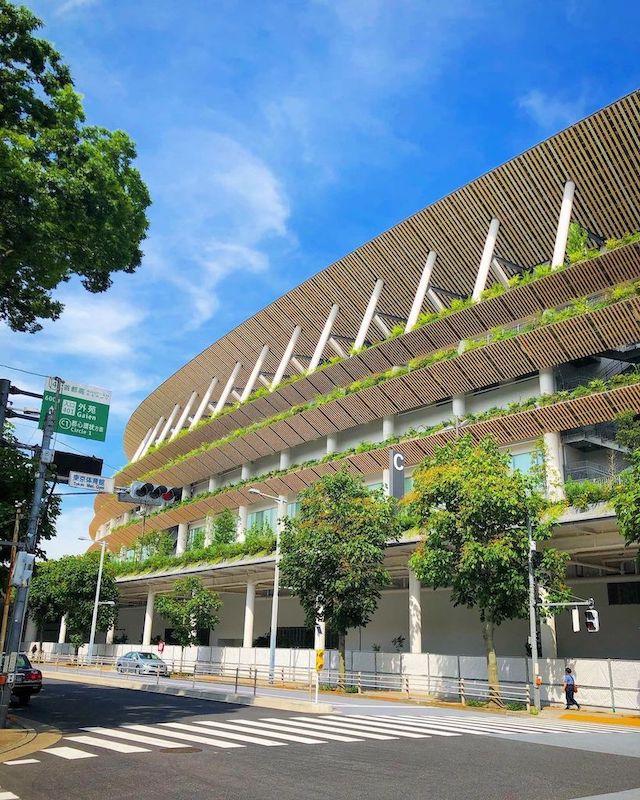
xmin=248 ymin=488 xmax=286 ymax=683
xmin=78 ymin=537 xmax=112 ymax=664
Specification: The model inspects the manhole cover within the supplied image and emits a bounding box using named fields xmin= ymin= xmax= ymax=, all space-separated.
xmin=160 ymin=746 xmax=201 ymax=753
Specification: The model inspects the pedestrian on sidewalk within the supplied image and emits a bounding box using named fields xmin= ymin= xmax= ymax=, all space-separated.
xmin=563 ymin=667 xmax=580 ymax=709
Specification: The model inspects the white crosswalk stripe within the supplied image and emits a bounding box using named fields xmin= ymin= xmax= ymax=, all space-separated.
xmin=4 ymin=711 xmax=636 ymax=768
xmin=0 ymin=790 xmax=19 ymax=799
xmin=158 ymin=721 xmax=285 ymax=747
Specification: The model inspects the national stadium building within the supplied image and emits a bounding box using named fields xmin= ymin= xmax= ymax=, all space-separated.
xmin=77 ymin=92 xmax=640 ymax=663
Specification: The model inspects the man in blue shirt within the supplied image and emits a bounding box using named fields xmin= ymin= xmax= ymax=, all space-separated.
xmin=563 ymin=667 xmax=580 ymax=709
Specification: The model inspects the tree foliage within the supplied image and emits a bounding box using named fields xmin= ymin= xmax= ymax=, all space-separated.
xmin=407 ymin=436 xmax=569 ymax=698
xmin=279 ymin=469 xmax=399 ymax=674
xmin=154 ymin=576 xmax=222 ymax=651
xmin=614 ymin=412 xmax=640 ymax=546
xmin=0 ymin=0 xmax=151 ymax=332
xmin=29 ymin=550 xmax=118 ymax=644
xmin=213 ymin=508 xmax=237 ymax=545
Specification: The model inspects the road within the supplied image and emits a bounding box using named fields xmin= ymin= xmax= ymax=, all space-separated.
xmin=1 ymin=678 xmax=639 ymax=800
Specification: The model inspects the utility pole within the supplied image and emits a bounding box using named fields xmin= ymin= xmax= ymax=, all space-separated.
xmin=0 ymin=502 xmax=25 ymax=652
xmin=0 ymin=379 xmax=60 ymax=728
xmin=527 ymin=517 xmax=541 ymax=712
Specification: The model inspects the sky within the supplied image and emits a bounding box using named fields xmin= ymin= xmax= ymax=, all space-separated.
xmin=2 ymin=0 xmax=640 ymax=558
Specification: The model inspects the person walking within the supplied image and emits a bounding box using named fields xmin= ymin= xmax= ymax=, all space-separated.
xmin=563 ymin=667 xmax=580 ymax=709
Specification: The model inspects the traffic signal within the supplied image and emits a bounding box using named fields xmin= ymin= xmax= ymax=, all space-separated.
xmin=584 ymin=609 xmax=600 ymax=632
xmin=129 ymin=481 xmax=181 ymax=507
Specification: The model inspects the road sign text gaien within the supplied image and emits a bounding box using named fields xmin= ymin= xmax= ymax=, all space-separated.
xmin=39 ymin=378 xmax=111 ymax=442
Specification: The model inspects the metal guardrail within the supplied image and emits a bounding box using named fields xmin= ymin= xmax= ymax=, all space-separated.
xmin=39 ymin=653 xmax=531 ymax=708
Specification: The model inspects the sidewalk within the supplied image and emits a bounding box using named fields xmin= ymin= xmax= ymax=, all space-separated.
xmin=0 ymin=716 xmax=60 ymax=763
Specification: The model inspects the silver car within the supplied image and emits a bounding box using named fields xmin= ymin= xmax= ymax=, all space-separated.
xmin=116 ymin=651 xmax=169 ymax=676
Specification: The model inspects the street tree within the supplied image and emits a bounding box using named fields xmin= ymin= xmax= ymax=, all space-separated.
xmin=407 ymin=435 xmax=569 ymax=703
xmin=279 ymin=469 xmax=399 ymax=684
xmin=614 ymin=411 xmax=640 ymax=545
xmin=154 ymin=576 xmax=222 ymax=672
xmin=213 ymin=508 xmax=237 ymax=545
xmin=29 ymin=551 xmax=118 ymax=651
xmin=0 ymin=0 xmax=151 ymax=333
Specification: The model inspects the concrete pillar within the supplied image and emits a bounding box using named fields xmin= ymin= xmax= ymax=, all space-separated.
xmin=408 ymin=570 xmax=422 ymax=654
xmin=452 ymin=394 xmax=466 ymax=418
xmin=472 ymin=218 xmax=500 ymax=301
xmin=243 ymin=581 xmax=257 ymax=648
xmin=309 ymin=305 xmax=340 ymax=372
xmin=241 ymin=345 xmax=269 ymax=402
xmin=208 ymin=475 xmax=218 ymax=493
xmin=181 ymin=484 xmax=192 ymax=502
xmin=551 ymin=180 xmax=576 ymax=268
xmin=142 ymin=592 xmax=155 ymax=646
xmin=176 ymin=523 xmax=188 ymax=555
xmin=170 ymin=391 xmax=198 ymax=441
xmin=156 ymin=403 xmax=181 ymax=445
xmin=539 ymin=367 xmax=555 ymax=396
xmin=204 ymin=516 xmax=214 ymax=548
xmin=58 ymin=614 xmax=67 ymax=644
xmin=271 ymin=326 xmax=301 ymax=390
xmin=140 ymin=416 xmax=165 ymax=459
xmin=354 ymin=278 xmax=384 ymax=351
xmin=190 ymin=377 xmax=219 ymax=430
xmin=314 ymin=618 xmax=326 ymax=651
xmin=326 ymin=433 xmax=338 ymax=455
xmin=406 ymin=251 xmax=437 ymax=333
xmin=241 ymin=463 xmax=251 ymax=481
xmin=132 ymin=427 xmax=153 ymax=463
xmin=106 ymin=623 xmax=115 ymax=645
xmin=538 ymin=587 xmax=558 ymax=658
xmin=237 ymin=505 xmax=248 ymax=543
xmin=382 ymin=415 xmax=395 ymax=440
xmin=279 ymin=449 xmax=290 ymax=470
xmin=214 ymin=362 xmax=242 ymax=415
xmin=544 ymin=431 xmax=565 ymax=501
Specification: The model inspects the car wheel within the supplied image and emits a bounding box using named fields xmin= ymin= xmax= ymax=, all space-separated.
xmin=135 ymin=665 xmax=141 ymax=675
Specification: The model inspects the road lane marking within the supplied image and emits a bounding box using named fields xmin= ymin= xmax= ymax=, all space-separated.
xmin=158 ymin=722 xmax=285 ymax=747
xmin=81 ymin=727 xmax=187 ymax=748
xmin=214 ymin=720 xmax=333 ymax=744
xmin=123 ymin=724 xmax=244 ymax=749
xmin=42 ymin=746 xmax=98 ymax=760
xmin=344 ymin=715 xmax=461 ymax=737
xmin=190 ymin=720 xmax=327 ymax=745
xmin=262 ymin=717 xmax=393 ymax=741
xmin=3 ymin=759 xmax=40 ymax=765
xmin=319 ymin=715 xmax=430 ymax=739
xmin=0 ymin=791 xmax=19 ymax=799
xmin=65 ymin=735 xmax=149 ymax=753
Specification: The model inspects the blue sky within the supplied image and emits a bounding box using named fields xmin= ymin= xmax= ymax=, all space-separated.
xmin=3 ymin=0 xmax=639 ymax=557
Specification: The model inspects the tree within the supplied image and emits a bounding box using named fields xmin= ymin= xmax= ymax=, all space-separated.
xmin=407 ymin=435 xmax=569 ymax=703
xmin=0 ymin=424 xmax=60 ymax=583
xmin=213 ymin=508 xmax=236 ymax=545
xmin=29 ymin=551 xmax=118 ymax=650
xmin=279 ymin=469 xmax=399 ymax=685
xmin=0 ymin=1 xmax=151 ymax=332
xmin=614 ymin=412 xmax=640 ymax=546
xmin=154 ymin=577 xmax=222 ymax=672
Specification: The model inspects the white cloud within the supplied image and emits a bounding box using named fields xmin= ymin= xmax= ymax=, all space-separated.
xmin=43 ymin=503 xmax=94 ymax=559
xmin=55 ymin=0 xmax=98 ymax=16
xmin=518 ymin=89 xmax=588 ymax=131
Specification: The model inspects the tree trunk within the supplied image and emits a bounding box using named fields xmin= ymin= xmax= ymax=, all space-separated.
xmin=481 ymin=617 xmax=502 ymax=707
xmin=337 ymin=632 xmax=346 ymax=690
xmin=180 ymin=646 xmax=184 ymax=676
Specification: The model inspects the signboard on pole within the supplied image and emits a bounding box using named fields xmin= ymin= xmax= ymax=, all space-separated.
xmin=388 ymin=449 xmax=405 ymax=499
xmin=68 ymin=471 xmax=115 ymax=493
xmin=39 ymin=378 xmax=111 ymax=441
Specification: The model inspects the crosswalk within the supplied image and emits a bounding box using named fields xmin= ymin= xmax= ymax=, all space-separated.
xmin=1 ymin=712 xmax=634 ymax=767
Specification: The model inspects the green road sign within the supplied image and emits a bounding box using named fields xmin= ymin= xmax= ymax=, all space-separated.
xmin=39 ymin=378 xmax=111 ymax=442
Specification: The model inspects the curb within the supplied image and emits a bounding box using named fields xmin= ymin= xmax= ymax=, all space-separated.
xmin=42 ymin=670 xmax=334 ymax=714
xmin=0 ymin=717 xmax=61 ymax=763
xmin=560 ymin=712 xmax=640 ymax=727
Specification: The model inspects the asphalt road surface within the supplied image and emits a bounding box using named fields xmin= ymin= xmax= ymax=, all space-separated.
xmin=1 ymin=678 xmax=639 ymax=800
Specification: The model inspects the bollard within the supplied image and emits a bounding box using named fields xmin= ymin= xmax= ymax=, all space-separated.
xmin=235 ymin=667 xmax=239 ymax=693
xmin=607 ymin=658 xmax=616 ymax=713
xmin=459 ymin=678 xmax=466 ymax=705
xmin=253 ymin=668 xmax=258 ymax=697
xmin=357 ymin=671 xmax=362 ymax=694
xmin=314 ymin=671 xmax=319 ymax=705
xmin=525 ymin=683 xmax=531 ymax=712
xmin=192 ymin=664 xmax=197 ymax=688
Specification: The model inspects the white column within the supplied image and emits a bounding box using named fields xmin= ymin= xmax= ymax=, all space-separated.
xmin=309 ymin=304 xmax=340 ymax=372
xmin=551 ymin=180 xmax=576 ymax=267
xmin=204 ymin=515 xmax=214 ymax=547
xmin=328 ymin=336 xmax=347 ymax=358
xmin=214 ymin=362 xmax=242 ymax=415
xmin=156 ymin=404 xmax=180 ymax=445
xmin=140 ymin=416 xmax=165 ymax=459
xmin=406 ymin=251 xmax=437 ymax=332
xmin=373 ymin=314 xmax=390 ymax=337
xmin=326 ymin=433 xmax=338 ymax=454
xmin=142 ymin=591 xmax=155 ymax=646
xmin=544 ymin=431 xmax=565 ymax=501
xmin=472 ymin=218 xmax=500 ymax=301
xmin=314 ymin=618 xmax=326 ymax=651
xmin=241 ymin=463 xmax=251 ymax=481
xmin=382 ymin=415 xmax=395 ymax=440
xmin=279 ymin=449 xmax=290 ymax=470
xmin=132 ymin=427 xmax=153 ymax=463
xmin=243 ymin=581 xmax=257 ymax=648
xmin=181 ymin=484 xmax=192 ymax=502
xmin=538 ymin=587 xmax=558 ymax=658
xmin=237 ymin=505 xmax=248 ymax=542
xmin=408 ymin=570 xmax=422 ymax=654
xmin=426 ymin=288 xmax=446 ymax=311
xmin=452 ymin=394 xmax=466 ymax=418
xmin=241 ymin=345 xmax=269 ymax=402
xmin=169 ymin=391 xmax=198 ymax=441
xmin=176 ymin=523 xmax=188 ymax=555
xmin=539 ymin=367 xmax=555 ymax=396
xmin=106 ymin=624 xmax=115 ymax=645
xmin=208 ymin=475 xmax=218 ymax=493
xmin=271 ymin=326 xmax=301 ymax=390
xmin=190 ymin=377 xmax=219 ymax=430
xmin=58 ymin=614 xmax=67 ymax=644
xmin=353 ymin=278 xmax=384 ymax=352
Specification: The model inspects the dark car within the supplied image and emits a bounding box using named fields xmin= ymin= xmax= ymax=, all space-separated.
xmin=10 ymin=653 xmax=42 ymax=707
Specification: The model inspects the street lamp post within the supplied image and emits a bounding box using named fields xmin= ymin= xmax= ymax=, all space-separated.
xmin=79 ymin=537 xmax=108 ymax=664
xmin=249 ymin=488 xmax=286 ymax=684
xmin=527 ymin=518 xmax=541 ymax=711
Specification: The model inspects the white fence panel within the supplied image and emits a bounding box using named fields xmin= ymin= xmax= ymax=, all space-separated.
xmin=498 ymin=657 xmax=527 ymax=683
xmin=460 ymin=656 xmax=486 ymax=680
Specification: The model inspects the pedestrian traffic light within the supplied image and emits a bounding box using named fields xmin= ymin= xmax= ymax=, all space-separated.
xmin=584 ymin=609 xmax=600 ymax=632
xmin=128 ymin=481 xmax=181 ymax=507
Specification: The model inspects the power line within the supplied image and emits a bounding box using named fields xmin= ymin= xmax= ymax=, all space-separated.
xmin=0 ymin=363 xmax=49 ymax=379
